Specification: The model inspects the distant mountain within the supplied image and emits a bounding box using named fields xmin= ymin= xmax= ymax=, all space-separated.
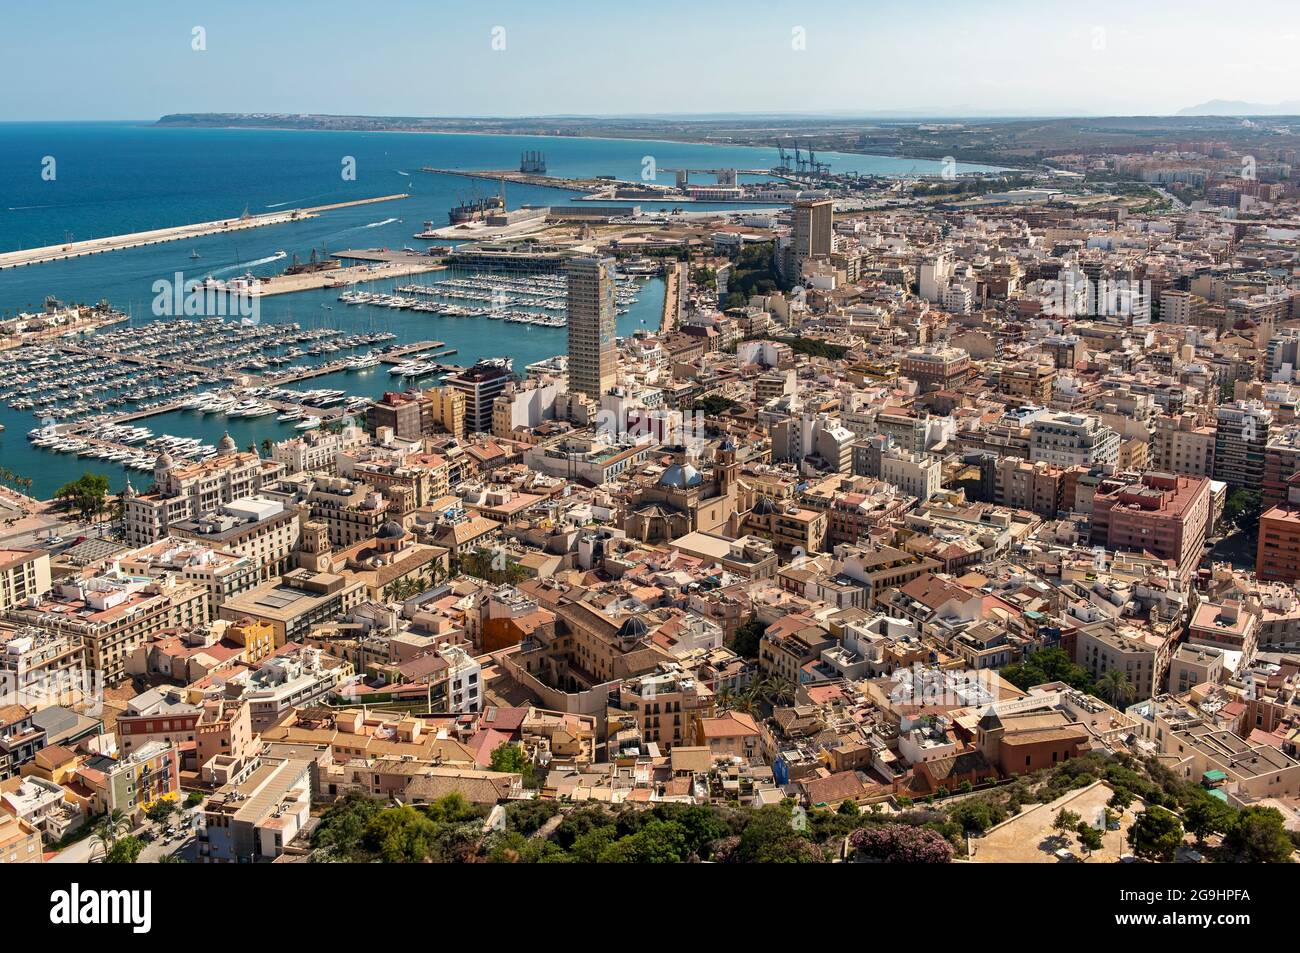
xmin=1177 ymin=100 xmax=1300 ymax=117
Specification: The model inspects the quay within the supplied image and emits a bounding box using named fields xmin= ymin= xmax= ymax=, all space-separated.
xmin=0 ymin=194 xmax=412 ymax=271
xmin=1 ymin=311 xmax=129 ymax=352
xmin=419 ymin=168 xmax=598 ymax=192
xmin=255 ymin=257 xmax=445 ymax=297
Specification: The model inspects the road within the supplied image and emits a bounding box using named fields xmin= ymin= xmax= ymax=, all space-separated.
xmin=49 ymin=803 xmax=203 ymax=864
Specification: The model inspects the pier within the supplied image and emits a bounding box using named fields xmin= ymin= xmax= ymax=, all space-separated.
xmin=0 ymin=194 xmax=412 ymax=271
xmin=420 ymin=168 xmax=599 ymax=192
xmin=256 ymin=257 xmax=445 ymax=297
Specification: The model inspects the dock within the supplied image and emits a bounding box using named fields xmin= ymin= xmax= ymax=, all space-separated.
xmin=255 ymin=257 xmax=445 ymax=297
xmin=48 ymin=337 xmax=452 ymax=389
xmin=420 ymin=168 xmax=600 ymax=193
xmin=0 ymin=194 xmax=412 ymax=271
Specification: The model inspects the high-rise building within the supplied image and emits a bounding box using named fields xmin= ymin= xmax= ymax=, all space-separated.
xmin=566 ymin=256 xmax=617 ymax=400
xmin=365 ymin=390 xmax=429 ymax=440
xmin=789 ymin=199 xmax=833 ymax=276
xmin=1213 ymin=401 xmax=1271 ymax=490
xmin=445 ymin=358 xmax=514 ymax=434
xmin=425 ymin=385 xmax=467 ymax=439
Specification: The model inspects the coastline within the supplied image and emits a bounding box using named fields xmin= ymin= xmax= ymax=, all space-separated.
xmin=144 ymin=120 xmax=1014 ymax=172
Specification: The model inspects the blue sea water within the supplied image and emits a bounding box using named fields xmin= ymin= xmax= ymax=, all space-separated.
xmin=0 ymin=123 xmax=997 ymax=497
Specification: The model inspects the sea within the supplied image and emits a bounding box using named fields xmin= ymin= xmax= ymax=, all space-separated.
xmin=0 ymin=121 xmax=1000 ymax=498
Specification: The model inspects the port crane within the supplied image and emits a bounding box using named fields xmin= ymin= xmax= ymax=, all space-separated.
xmin=773 ymin=138 xmax=830 ymax=181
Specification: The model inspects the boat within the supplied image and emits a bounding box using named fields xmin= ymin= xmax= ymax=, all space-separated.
xmin=448 ymin=193 xmax=505 ymax=225
xmin=190 ymin=249 xmax=200 ymax=260
xmin=295 ymin=416 xmax=322 ymax=430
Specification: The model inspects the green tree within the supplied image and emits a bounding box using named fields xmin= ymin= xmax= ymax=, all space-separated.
xmin=692 ymin=394 xmax=740 ymax=416
xmin=486 ymin=831 xmax=568 ymax=863
xmin=1222 ymin=806 xmax=1295 ymax=863
xmin=1127 ymin=806 xmax=1183 ymax=862
xmin=490 ymin=742 xmax=538 ymax=788
xmin=364 ymin=805 xmax=441 ymax=863
xmin=948 ymin=796 xmax=1006 ymax=835
xmin=999 ymin=647 xmax=1094 ymax=694
xmin=54 ymin=473 xmax=110 ymax=521
xmin=734 ymin=804 xmax=819 ymax=863
xmin=105 ymin=835 xmax=145 ymax=864
xmin=92 ymin=808 xmax=128 ymax=861
xmin=505 ymin=799 xmax=560 ymax=836
xmin=146 ymin=799 xmax=177 ymax=824
xmin=311 ymin=793 xmax=384 ymax=861
xmin=568 ymin=826 xmax=618 ymax=863
xmin=1076 ymin=821 xmax=1104 ymax=857
xmin=1052 ymin=808 xmax=1081 ymax=840
xmin=598 ymin=819 xmax=689 ymax=863
xmin=731 ymin=614 xmax=765 ymax=660
xmin=1222 ymin=488 xmax=1263 ymax=534
xmin=1182 ymin=794 xmax=1235 ymax=845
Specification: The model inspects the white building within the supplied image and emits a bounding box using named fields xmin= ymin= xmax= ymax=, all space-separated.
xmin=881 ymin=449 xmax=942 ymax=502
xmin=1029 ymin=412 xmax=1120 ymax=468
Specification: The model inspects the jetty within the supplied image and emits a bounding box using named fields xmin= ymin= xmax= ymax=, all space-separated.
xmin=256 ymin=257 xmax=445 ymax=297
xmin=0 ymin=194 xmax=412 ymax=271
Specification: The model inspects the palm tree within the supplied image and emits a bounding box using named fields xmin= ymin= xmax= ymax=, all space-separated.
xmin=727 ymin=684 xmax=760 ymax=715
xmin=1097 ymin=668 xmax=1135 ymax=708
xmin=757 ymin=676 xmax=796 ymax=707
xmin=92 ymin=809 xmax=128 ymax=861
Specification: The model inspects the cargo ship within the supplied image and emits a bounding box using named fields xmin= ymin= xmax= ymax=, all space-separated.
xmin=447 ymin=193 xmax=505 ymax=225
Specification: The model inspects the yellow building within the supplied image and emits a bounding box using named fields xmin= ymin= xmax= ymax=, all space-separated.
xmin=0 ymin=812 xmax=42 ymax=864
xmin=426 ymin=385 xmax=466 ymax=439
xmin=225 ymin=617 xmax=277 ymax=664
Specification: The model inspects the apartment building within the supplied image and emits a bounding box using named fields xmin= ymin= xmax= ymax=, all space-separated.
xmin=123 ymin=445 xmax=273 ymax=545
xmin=200 ymin=755 xmax=313 ymax=863
xmin=1152 ymin=413 xmax=1215 ymax=478
xmin=5 ymin=574 xmax=208 ymax=684
xmin=1029 ymin=412 xmax=1120 ymax=468
xmin=900 ymin=346 xmax=972 ymax=392
xmin=1089 ymin=472 xmax=1211 ymax=580
xmin=0 ymin=550 xmax=51 ymax=613
xmin=116 ymin=538 xmax=259 ymax=613
xmin=167 ymin=499 xmax=298 ymax=585
xmin=218 ymin=569 xmax=366 ymax=647
xmin=1075 ymin=620 xmax=1172 ymax=701
xmin=1213 ymin=401 xmax=1271 ymax=490
xmin=880 ymin=449 xmax=942 ymax=502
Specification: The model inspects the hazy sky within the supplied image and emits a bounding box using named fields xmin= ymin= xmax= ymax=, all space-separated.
xmin=4 ymin=0 xmax=1299 ymax=120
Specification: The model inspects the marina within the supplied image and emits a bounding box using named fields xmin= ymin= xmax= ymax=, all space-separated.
xmin=336 ymin=270 xmax=644 ymax=328
xmin=0 ymin=270 xmax=663 ymax=498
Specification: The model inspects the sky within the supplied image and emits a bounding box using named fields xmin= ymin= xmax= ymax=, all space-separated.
xmin=3 ymin=0 xmax=1299 ymax=120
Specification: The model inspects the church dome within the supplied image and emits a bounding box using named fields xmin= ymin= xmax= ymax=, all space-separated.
xmin=217 ymin=431 xmax=238 ymax=454
xmin=154 ymin=450 xmax=175 ymax=471
xmin=377 ymin=520 xmax=406 ymax=540
xmin=617 ymin=616 xmax=650 ymax=640
xmin=659 ymin=462 xmax=703 ymax=488
xmin=752 ymin=496 xmax=777 ymax=516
